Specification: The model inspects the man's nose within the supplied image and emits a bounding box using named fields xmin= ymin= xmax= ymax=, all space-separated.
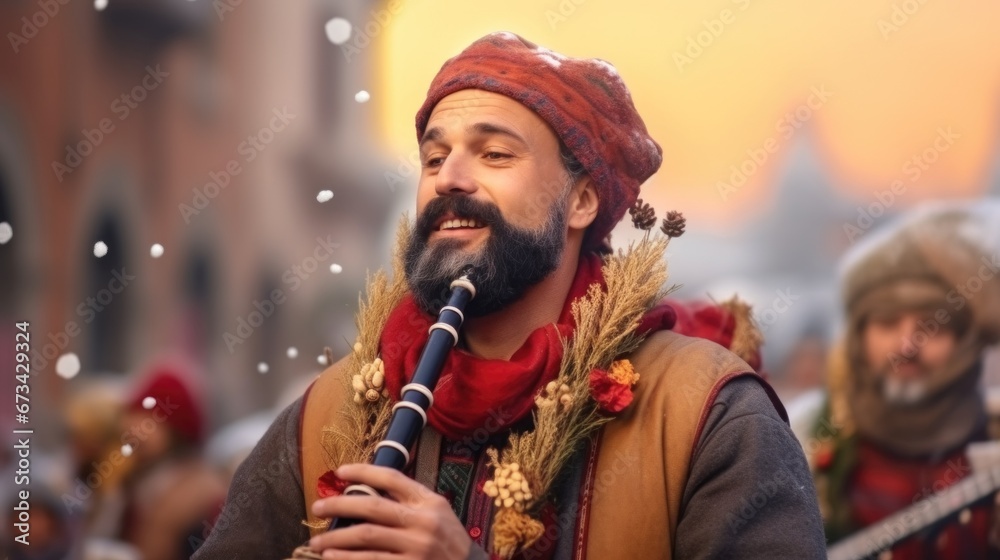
xmin=435 ymin=151 xmax=478 ymax=197
xmin=898 ymin=317 xmax=920 ymax=358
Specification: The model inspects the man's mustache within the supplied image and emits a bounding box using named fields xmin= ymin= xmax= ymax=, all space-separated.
xmin=416 ymin=196 xmax=503 ymax=239
xmin=881 ymin=357 xmax=929 ymax=377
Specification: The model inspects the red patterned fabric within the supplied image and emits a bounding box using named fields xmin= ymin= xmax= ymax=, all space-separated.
xmin=849 ymin=439 xmax=993 ymax=558
xmin=414 ymin=31 xmax=662 ymax=249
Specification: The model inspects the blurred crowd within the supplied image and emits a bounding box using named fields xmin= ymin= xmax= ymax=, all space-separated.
xmin=1 ymin=356 xmax=312 ymax=560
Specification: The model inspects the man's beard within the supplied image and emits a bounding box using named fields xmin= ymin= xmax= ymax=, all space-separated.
xmin=403 ymin=195 xmax=567 ymax=318
xmin=878 ymin=359 xmax=930 ymax=404
xmin=881 ymin=375 xmax=928 ymax=404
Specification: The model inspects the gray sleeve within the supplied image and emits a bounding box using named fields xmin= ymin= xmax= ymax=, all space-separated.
xmin=192 ymin=397 xmax=310 ymax=559
xmin=673 ymin=376 xmax=827 ymax=559
xmin=466 ymin=544 xmax=491 ymax=560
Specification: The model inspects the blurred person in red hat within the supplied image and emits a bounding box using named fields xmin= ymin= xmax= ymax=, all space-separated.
xmin=804 ymin=201 xmax=1000 ymax=559
xmin=115 ymin=357 xmax=225 ymax=560
xmin=196 ymin=32 xmax=824 ymax=559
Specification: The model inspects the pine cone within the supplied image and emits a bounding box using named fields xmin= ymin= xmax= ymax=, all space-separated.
xmin=660 ymin=211 xmax=686 ymax=238
xmin=629 ymin=198 xmax=657 ymax=230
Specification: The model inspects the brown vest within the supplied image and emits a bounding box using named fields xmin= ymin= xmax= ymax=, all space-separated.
xmin=300 ymin=330 xmax=761 ymax=558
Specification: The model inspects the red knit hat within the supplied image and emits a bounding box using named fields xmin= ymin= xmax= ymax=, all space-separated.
xmin=415 ymin=32 xmax=663 ymax=249
xmin=127 ymin=359 xmax=205 ymax=446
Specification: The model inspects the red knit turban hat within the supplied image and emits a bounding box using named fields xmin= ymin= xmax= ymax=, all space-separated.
xmin=415 ymin=32 xmax=663 ymax=250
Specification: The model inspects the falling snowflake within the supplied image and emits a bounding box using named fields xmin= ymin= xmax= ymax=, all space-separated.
xmin=355 ymin=90 xmax=371 ymax=104
xmin=330 ymin=263 xmax=343 ymax=274
xmin=121 ymin=443 xmax=133 ymax=457
xmin=93 ymin=241 xmax=108 ymax=258
xmin=317 ymin=190 xmax=334 ymax=203
xmin=55 ymin=353 xmax=81 ymax=379
xmin=287 ymin=346 xmax=298 ymax=359
xmin=142 ymin=396 xmax=156 ymax=410
xmin=325 ymin=18 xmax=352 ymax=45
xmin=257 ymin=362 xmax=269 ymax=374
xmin=317 ymin=354 xmax=328 ymax=366
xmin=0 ymin=222 xmax=12 ymax=244
xmin=94 ymin=0 xmax=108 ymax=11
xmin=150 ymin=243 xmax=164 ymax=258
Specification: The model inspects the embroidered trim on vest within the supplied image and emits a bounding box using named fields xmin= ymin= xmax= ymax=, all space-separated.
xmin=572 ymin=432 xmax=602 ymax=560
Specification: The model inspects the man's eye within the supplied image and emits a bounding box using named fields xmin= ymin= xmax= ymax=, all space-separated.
xmin=484 ymin=151 xmax=511 ymax=160
xmin=423 ymin=156 xmax=444 ymax=167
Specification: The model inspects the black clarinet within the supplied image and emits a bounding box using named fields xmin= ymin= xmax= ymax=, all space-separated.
xmin=327 ymin=272 xmax=476 ymax=531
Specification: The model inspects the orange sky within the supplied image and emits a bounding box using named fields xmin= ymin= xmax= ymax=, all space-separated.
xmin=374 ymin=0 xmax=1000 ymax=225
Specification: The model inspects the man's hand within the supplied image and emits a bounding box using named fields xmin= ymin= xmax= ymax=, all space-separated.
xmin=309 ymin=463 xmax=474 ymax=559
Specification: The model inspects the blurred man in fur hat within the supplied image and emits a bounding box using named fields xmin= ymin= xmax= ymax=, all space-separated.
xmin=195 ymin=32 xmax=824 ymax=559
xmin=805 ymin=202 xmax=1000 ymax=559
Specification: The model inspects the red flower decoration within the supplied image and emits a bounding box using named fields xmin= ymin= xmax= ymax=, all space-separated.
xmin=589 ymin=359 xmax=640 ymax=414
xmin=589 ymin=368 xmax=634 ymax=414
xmin=813 ymin=442 xmax=835 ymax=471
xmin=318 ymin=470 xmax=350 ymax=498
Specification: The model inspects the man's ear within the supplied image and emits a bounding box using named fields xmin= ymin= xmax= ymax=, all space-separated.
xmin=567 ymin=177 xmax=599 ymax=230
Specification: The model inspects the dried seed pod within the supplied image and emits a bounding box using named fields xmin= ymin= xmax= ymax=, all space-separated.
xmin=353 ymin=342 xmax=362 ymax=354
xmin=494 ymin=498 xmax=503 ymax=507
xmin=372 ymin=371 xmax=384 ymax=389
xmin=520 ymin=481 xmax=530 ymax=493
xmin=629 ymin=198 xmax=657 ymax=230
xmin=546 ymin=381 xmax=558 ymax=394
xmin=352 ymin=375 xmax=366 ymax=393
xmin=661 ymin=210 xmax=686 ymax=238
xmin=510 ymin=463 xmax=520 ymax=473
xmin=353 ymin=393 xmax=362 ymax=404
xmin=503 ymin=497 xmax=514 ymax=508
xmin=365 ymin=389 xmax=380 ymax=402
xmin=514 ymin=491 xmax=524 ymax=501
xmin=559 ymin=384 xmax=570 ymax=393
xmin=500 ymin=488 xmax=510 ymax=499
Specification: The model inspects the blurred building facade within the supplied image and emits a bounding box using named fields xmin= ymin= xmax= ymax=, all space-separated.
xmin=0 ymin=0 xmax=403 ymax=442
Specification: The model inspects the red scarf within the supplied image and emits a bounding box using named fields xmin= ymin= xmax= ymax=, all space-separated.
xmin=380 ymin=253 xmax=676 ymax=440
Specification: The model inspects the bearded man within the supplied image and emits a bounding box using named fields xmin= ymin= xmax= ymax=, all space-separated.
xmin=807 ymin=204 xmax=1000 ymax=559
xmin=194 ymin=32 xmax=824 ymax=559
